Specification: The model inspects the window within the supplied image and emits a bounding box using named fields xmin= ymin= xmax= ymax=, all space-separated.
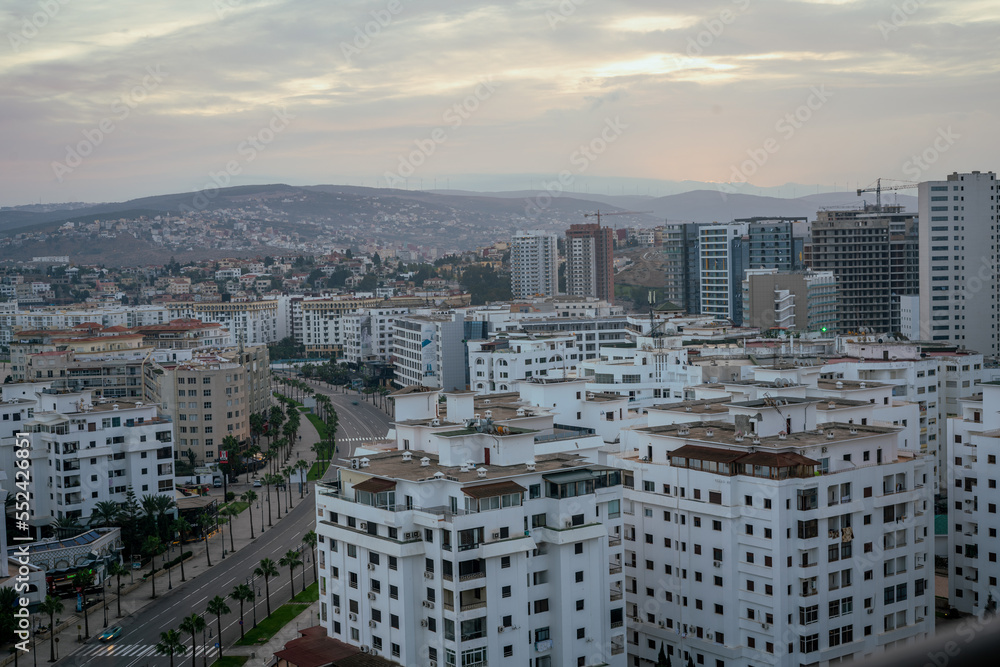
xmin=533 ymin=598 xmax=549 ymax=613
xmin=800 ymin=634 xmax=819 ymax=654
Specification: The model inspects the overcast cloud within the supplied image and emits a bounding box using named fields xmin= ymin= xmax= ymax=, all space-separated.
xmin=1 ymin=0 xmax=997 ymax=204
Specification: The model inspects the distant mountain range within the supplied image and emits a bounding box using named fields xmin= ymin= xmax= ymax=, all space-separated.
xmin=0 ymin=183 xmax=918 ymax=263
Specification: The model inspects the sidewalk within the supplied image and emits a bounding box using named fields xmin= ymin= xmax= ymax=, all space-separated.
xmin=228 ymin=600 xmax=321 ymax=667
xmin=0 ymin=399 xmax=325 ymax=667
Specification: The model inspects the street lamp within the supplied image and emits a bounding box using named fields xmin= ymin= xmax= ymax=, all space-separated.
xmin=102 ymin=579 xmax=108 ymax=628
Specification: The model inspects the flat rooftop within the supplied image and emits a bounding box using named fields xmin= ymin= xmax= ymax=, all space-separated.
xmin=817 ymin=379 xmax=889 ymax=390
xmin=323 ymin=450 xmax=596 ymax=484
xmin=648 ymin=397 xmax=732 ymax=414
xmin=636 ymin=420 xmax=897 ymax=449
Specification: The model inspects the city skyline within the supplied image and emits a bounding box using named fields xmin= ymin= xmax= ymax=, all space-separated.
xmin=2 ymin=1 xmax=997 ymax=205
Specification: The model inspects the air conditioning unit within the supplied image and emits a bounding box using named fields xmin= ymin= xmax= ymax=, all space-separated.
xmin=821 ymin=446 xmax=828 ymax=454
xmin=707 ymin=632 xmax=714 ymax=641
xmin=367 ymin=592 xmax=376 ymax=600
xmin=333 ymin=607 xmax=340 ymax=615
xmin=368 ymin=620 xmax=377 ymax=628
xmin=492 ymin=531 xmax=501 ymax=540
xmin=367 ymin=563 xmax=376 ymax=571
xmin=565 ymin=520 xmax=573 ymax=528
xmin=429 ymin=661 xmax=437 ymax=667
xmin=420 ymin=619 xmax=428 ymax=627
xmin=761 ymin=623 xmax=769 ymax=630
xmin=424 ymin=571 xmax=434 ymax=579
xmin=867 ymin=608 xmax=874 ymax=614
xmin=360 ymin=645 xmax=369 ymax=653
xmin=349 ymin=613 xmax=357 ymax=621
xmin=423 ymin=600 xmax=434 ymax=609
xmin=713 ymin=561 xmax=721 ymax=568
xmin=658 ymin=621 xmax=666 ymax=628
xmin=359 ymin=522 xmax=368 ymax=531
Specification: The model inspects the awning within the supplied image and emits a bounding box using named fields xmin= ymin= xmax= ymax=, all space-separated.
xmin=461 ymin=480 xmax=526 ymax=499
xmin=353 ymin=477 xmax=396 ymax=494
xmin=668 ymin=444 xmax=745 ymax=464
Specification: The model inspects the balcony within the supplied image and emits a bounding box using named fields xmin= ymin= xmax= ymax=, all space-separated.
xmin=459 ymin=571 xmax=486 ymax=582
xmin=460 ymin=601 xmax=488 ymax=612
xmin=610 ymin=590 xmax=623 ymax=601
xmin=609 ymin=563 xmax=622 ymax=575
xmin=609 ymin=536 xmax=622 ymax=547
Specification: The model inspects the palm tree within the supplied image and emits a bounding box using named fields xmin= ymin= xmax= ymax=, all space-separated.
xmin=107 ymin=560 xmax=128 ymax=617
xmin=206 ymin=596 xmax=230 ymax=659
xmin=171 ymin=517 xmax=192 ymax=582
xmin=143 ymin=536 xmax=163 ymax=599
xmin=296 ymin=459 xmax=309 ymax=498
xmin=50 ymin=515 xmax=83 ymax=539
xmin=263 ymin=474 xmax=275 ymax=525
xmin=253 ymin=558 xmax=279 ymax=617
xmin=89 ymin=500 xmax=121 ymax=528
xmin=179 ymin=614 xmax=206 ymax=667
xmin=302 ymin=530 xmax=318 ymax=584
xmin=198 ymin=512 xmax=213 ymax=567
xmin=220 ymin=504 xmax=238 ymax=553
xmin=279 ymin=550 xmax=302 ymax=598
xmin=282 ymin=465 xmax=294 ymax=510
xmin=40 ymin=595 xmax=64 ymax=662
xmin=155 ymin=629 xmax=186 ymax=667
xmin=229 ymin=584 xmax=254 ymax=640
xmin=74 ymin=568 xmax=95 ymax=639
xmin=241 ymin=490 xmax=257 ymax=538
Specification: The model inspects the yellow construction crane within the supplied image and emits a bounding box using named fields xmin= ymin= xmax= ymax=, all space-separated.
xmin=856 ymin=178 xmax=917 ymax=212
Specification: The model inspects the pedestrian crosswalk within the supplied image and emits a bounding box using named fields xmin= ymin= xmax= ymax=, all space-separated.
xmin=78 ymin=643 xmax=218 ymax=657
xmin=338 ymin=437 xmax=391 ymax=443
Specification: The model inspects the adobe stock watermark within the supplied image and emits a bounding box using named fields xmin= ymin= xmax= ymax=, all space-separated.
xmin=523 ymin=116 xmax=628 ymax=220
xmin=382 ymin=78 xmax=499 ymax=188
xmin=902 ymin=127 xmax=960 ymax=180
xmin=685 ymin=0 xmax=752 ymax=57
xmin=8 ymin=0 xmax=72 ymax=52
xmin=546 ymin=0 xmax=587 ymax=29
xmin=877 ymin=0 xmax=928 ymax=40
xmin=180 ymin=107 xmax=295 ymax=212
xmin=717 ymin=85 xmax=833 ymax=199
xmin=51 ymin=65 xmax=168 ymax=183
xmin=340 ymin=0 xmax=405 ymax=62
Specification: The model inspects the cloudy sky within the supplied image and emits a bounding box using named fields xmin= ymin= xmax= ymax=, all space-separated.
xmin=2 ymin=0 xmax=998 ymax=205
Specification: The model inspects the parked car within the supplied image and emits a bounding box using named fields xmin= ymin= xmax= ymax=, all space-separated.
xmin=252 ymin=479 xmax=262 ymax=487
xmin=99 ymin=627 xmax=123 ymax=642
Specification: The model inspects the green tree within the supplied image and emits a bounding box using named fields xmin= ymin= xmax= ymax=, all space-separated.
xmin=143 ymin=536 xmax=163 ymax=599
xmin=155 ymin=628 xmax=186 ymax=667
xmin=229 ymin=584 xmax=255 ymax=639
xmin=107 ymin=560 xmax=128 ymax=618
xmin=279 ymin=550 xmax=302 ymax=598
xmin=220 ymin=504 xmax=239 ymax=554
xmin=302 ymin=530 xmax=318 ymax=584
xmin=254 ymin=558 xmax=279 ymax=617
xmin=89 ymin=500 xmax=121 ymax=528
xmin=40 ymin=595 xmax=64 ymax=663
xmin=241 ymin=490 xmax=257 ymax=538
xmin=179 ymin=614 xmax=206 ymax=667
xmin=198 ymin=512 xmax=214 ymax=567
xmin=171 ymin=517 xmax=192 ymax=582
xmin=205 ymin=596 xmax=231 ymax=659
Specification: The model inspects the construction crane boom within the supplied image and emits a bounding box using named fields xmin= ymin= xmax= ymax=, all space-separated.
xmin=856 ymin=178 xmax=917 ymax=212
xmin=583 ymin=209 xmax=654 ymax=226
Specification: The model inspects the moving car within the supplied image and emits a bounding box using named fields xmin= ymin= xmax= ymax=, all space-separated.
xmin=99 ymin=627 xmax=123 ymax=642
xmin=252 ymin=479 xmax=262 ymax=487
xmin=352 ymin=401 xmax=359 ymax=405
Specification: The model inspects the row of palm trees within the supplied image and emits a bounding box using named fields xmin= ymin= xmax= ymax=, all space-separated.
xmin=153 ymin=529 xmax=319 ymax=667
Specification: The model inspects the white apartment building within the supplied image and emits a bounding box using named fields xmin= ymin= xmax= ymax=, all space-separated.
xmin=826 ymin=340 xmax=986 ymax=492
xmin=343 ymin=308 xmax=410 ymax=364
xmin=579 ymin=336 xmax=702 ymax=408
xmin=315 ymin=387 xmax=626 ymax=667
xmin=468 ymin=333 xmax=577 ymax=394
xmin=610 ymin=397 xmax=934 ymax=667
xmin=167 ymin=300 xmax=280 ymax=346
xmin=510 ymin=230 xmax=559 ymax=299
xmin=0 ymin=385 xmax=174 ymax=536
xmin=393 ymin=313 xmax=466 ymax=391
xmin=699 ymin=223 xmax=748 ymax=323
xmin=918 ymin=171 xmax=998 ymax=354
xmin=946 ymin=382 xmax=1000 ymax=615
xmin=491 ymin=317 xmax=631 ymax=362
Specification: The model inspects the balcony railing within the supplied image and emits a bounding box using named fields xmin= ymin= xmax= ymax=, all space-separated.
xmin=460 ymin=601 xmax=488 ymax=612
xmin=609 ymin=563 xmax=622 ymax=575
xmin=459 ymin=571 xmax=486 ymax=582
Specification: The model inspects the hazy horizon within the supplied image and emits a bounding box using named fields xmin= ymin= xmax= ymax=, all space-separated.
xmin=2 ymin=0 xmax=997 ymax=206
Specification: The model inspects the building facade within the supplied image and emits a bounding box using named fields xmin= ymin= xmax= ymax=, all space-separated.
xmin=918 ymin=171 xmax=999 ymax=354
xmin=566 ymin=223 xmax=614 ymax=303
xmin=510 ymin=231 xmax=559 ymax=300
